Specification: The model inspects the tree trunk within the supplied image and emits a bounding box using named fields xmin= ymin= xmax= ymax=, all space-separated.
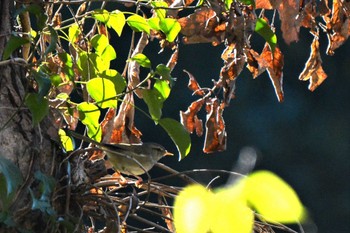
xmin=0 ymin=0 xmax=54 ymax=231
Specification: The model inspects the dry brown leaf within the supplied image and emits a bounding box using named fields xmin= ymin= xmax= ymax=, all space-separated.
xmin=323 ymin=0 xmax=350 ymax=55
xmin=278 ymin=0 xmax=301 ymax=44
xmin=300 ymin=1 xmax=318 ymax=31
xmin=180 ymin=98 xmax=205 ymax=136
xmin=256 ymin=0 xmax=282 ymax=9
xmin=220 ymin=43 xmax=245 ymax=105
xmin=166 ymin=46 xmax=179 ymax=72
xmin=101 ymin=93 xmax=142 ymax=144
xmin=299 ymin=34 xmax=328 ymax=91
xmin=246 ymin=49 xmax=268 ymax=78
xmin=183 ymin=70 xmax=205 ymax=96
xmin=261 ymin=43 xmax=284 ymax=102
xmin=203 ymin=98 xmax=227 ymax=153
xmin=178 ymin=7 xmax=224 ymax=45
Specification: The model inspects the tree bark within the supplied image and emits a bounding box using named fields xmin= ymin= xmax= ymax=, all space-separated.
xmin=0 ymin=0 xmax=54 ymax=231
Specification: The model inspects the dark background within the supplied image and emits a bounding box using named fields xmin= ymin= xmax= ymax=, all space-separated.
xmin=131 ymin=25 xmax=350 ymax=233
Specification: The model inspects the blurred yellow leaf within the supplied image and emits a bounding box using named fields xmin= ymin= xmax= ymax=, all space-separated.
xmin=174 ymin=185 xmax=211 ymax=233
xmin=244 ymin=170 xmax=306 ymax=223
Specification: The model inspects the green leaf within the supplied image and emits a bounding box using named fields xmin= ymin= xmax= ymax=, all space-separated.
xmin=91 ymin=9 xmax=110 ymax=23
xmin=77 ymin=102 xmax=102 ymax=142
xmin=44 ymin=26 xmax=57 ymax=56
xmin=255 ymin=18 xmax=277 ymax=52
xmin=2 ymin=35 xmax=29 ymax=60
xmin=58 ymin=52 xmax=74 ymax=79
xmin=159 ymin=18 xmax=181 ymax=42
xmin=25 ymin=93 xmax=49 ymax=125
xmin=68 ymin=23 xmax=80 ymax=44
xmin=127 ymin=14 xmax=151 ymax=34
xmin=34 ymin=67 xmax=51 ymax=97
xmin=77 ymin=52 xmax=108 ymax=80
xmin=148 ymin=17 xmax=161 ymax=31
xmin=92 ymin=9 xmax=125 ymax=36
xmin=159 ymin=118 xmax=191 ymax=160
xmin=58 ymin=129 xmax=74 ymax=152
xmin=100 ymin=69 xmax=126 ymax=94
xmin=0 ymin=156 xmax=23 ymax=196
xmin=107 ymin=10 xmax=126 ymax=36
xmin=151 ymin=1 xmax=168 ymax=19
xmin=155 ymin=64 xmax=171 ymax=81
xmin=154 ymin=79 xmax=171 ymax=99
xmin=91 ymin=34 xmax=117 ymax=62
xmin=244 ymin=170 xmax=306 ymax=223
xmin=129 ymin=53 xmax=151 ymax=68
xmin=142 ymin=89 xmax=163 ymax=121
xmin=86 ymin=77 xmax=117 ymax=109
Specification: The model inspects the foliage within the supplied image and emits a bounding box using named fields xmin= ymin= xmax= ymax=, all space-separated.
xmin=1 ymin=0 xmax=349 ymax=232
xmin=174 ymin=171 xmax=306 ymax=233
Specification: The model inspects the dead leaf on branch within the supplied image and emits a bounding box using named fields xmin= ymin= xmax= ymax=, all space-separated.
xmin=278 ymin=0 xmax=302 ymax=44
xmin=220 ymin=43 xmax=245 ymax=106
xmin=180 ymin=98 xmax=205 ymax=136
xmin=261 ymin=43 xmax=285 ymax=102
xmin=178 ymin=7 xmax=224 ymax=45
xmin=246 ymin=49 xmax=268 ymax=78
xmin=322 ymin=0 xmax=350 ymax=55
xmin=183 ymin=70 xmax=205 ymax=96
xmin=203 ymin=98 xmax=227 ymax=153
xmin=299 ymin=34 xmax=328 ymax=91
xmin=100 ymin=93 xmax=142 ymax=144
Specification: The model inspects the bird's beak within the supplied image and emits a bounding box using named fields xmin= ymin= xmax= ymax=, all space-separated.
xmin=164 ymin=151 xmax=174 ymax=156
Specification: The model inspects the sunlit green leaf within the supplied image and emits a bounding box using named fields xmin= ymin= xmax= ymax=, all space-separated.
xmin=92 ymin=9 xmax=125 ymax=36
xmin=148 ymin=17 xmax=161 ymax=31
xmin=159 ymin=18 xmax=181 ymax=42
xmin=130 ymin=53 xmax=151 ymax=68
xmin=151 ymin=1 xmax=168 ymax=19
xmin=100 ymin=69 xmax=126 ymax=94
xmin=107 ymin=10 xmax=126 ymax=36
xmin=92 ymin=9 xmax=110 ymax=23
xmin=154 ymin=79 xmax=171 ymax=99
xmin=25 ymin=93 xmax=49 ymax=125
xmin=244 ymin=170 xmax=306 ymax=223
xmin=58 ymin=129 xmax=74 ymax=152
xmin=2 ymin=35 xmax=29 ymax=60
xmin=159 ymin=118 xmax=191 ymax=159
xmin=77 ymin=52 xmax=108 ymax=80
xmin=127 ymin=14 xmax=151 ymax=34
xmin=91 ymin=34 xmax=116 ymax=62
xmin=255 ymin=18 xmax=277 ymax=52
xmin=0 ymin=156 xmax=23 ymax=196
xmin=86 ymin=77 xmax=117 ymax=109
xmin=77 ymin=102 xmax=102 ymax=142
xmin=68 ymin=23 xmax=80 ymax=44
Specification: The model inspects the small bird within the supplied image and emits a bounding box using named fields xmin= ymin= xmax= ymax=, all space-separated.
xmin=67 ymin=131 xmax=173 ymax=175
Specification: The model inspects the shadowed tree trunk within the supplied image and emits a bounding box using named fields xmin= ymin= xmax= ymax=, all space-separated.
xmin=0 ymin=0 xmax=54 ymax=231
